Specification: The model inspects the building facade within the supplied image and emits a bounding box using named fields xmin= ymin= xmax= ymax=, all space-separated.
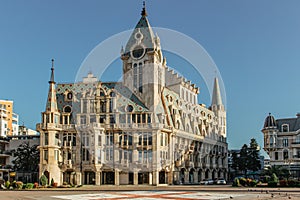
xmin=0 ymin=100 xmax=19 ymax=136
xmin=37 ymin=5 xmax=228 ymax=186
xmin=262 ymin=113 xmax=300 ymax=178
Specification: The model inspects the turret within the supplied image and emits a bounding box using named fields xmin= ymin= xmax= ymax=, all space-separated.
xmin=262 ymin=113 xmax=278 ymax=151
xmin=43 ymin=59 xmax=60 ymax=124
xmin=211 ymin=77 xmax=226 ymax=136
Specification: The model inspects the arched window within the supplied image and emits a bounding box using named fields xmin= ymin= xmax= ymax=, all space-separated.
xmin=282 ymin=124 xmax=289 ymax=132
xmin=283 ymin=149 xmax=289 ymax=160
xmin=64 ymin=106 xmax=72 ymax=113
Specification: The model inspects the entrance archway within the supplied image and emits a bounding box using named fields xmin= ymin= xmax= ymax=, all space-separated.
xmin=180 ymin=168 xmax=186 ymax=184
xmin=198 ymin=169 xmax=202 ymax=182
xmin=159 ymin=170 xmax=166 ymax=184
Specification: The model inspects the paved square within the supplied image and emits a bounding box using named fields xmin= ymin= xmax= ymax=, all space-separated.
xmin=53 ymin=191 xmax=244 ymax=200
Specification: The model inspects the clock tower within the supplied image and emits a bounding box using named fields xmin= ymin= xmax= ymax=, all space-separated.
xmin=121 ymin=2 xmax=166 ymax=111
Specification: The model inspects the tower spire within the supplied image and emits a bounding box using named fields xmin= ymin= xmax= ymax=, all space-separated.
xmin=211 ymin=77 xmax=223 ymax=106
xmin=46 ymin=59 xmax=58 ymax=112
xmin=49 ymin=59 xmax=55 ymax=84
xmin=141 ymin=1 xmax=147 ymax=16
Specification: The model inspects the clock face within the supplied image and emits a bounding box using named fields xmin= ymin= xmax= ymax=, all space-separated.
xmin=132 ymin=45 xmax=145 ymax=59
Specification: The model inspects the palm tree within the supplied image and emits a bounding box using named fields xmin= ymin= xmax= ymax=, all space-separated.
xmin=262 ymin=165 xmax=290 ymax=179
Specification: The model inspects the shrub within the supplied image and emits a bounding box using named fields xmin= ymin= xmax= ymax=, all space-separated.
xmin=15 ymin=181 xmax=23 ymax=190
xmin=40 ymin=175 xmax=48 ymax=186
xmin=25 ymin=183 xmax=34 ymax=189
xmin=4 ymin=181 xmax=10 ymax=189
xmin=11 ymin=181 xmax=17 ymax=189
xmin=232 ymin=178 xmax=240 ymax=187
xmin=288 ymin=179 xmax=297 ymax=187
xmin=270 ymin=173 xmax=279 ymax=183
xmin=279 ymin=179 xmax=288 ymax=187
xmin=249 ymin=179 xmax=258 ymax=187
xmin=268 ymin=181 xmax=278 ymax=187
xmin=239 ymin=177 xmax=247 ymax=186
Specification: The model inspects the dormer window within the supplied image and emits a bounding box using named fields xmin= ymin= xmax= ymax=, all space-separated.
xmin=282 ymin=124 xmax=289 ymax=132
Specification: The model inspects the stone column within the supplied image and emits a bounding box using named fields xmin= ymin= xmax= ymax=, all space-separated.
xmin=114 ymin=170 xmax=119 ymax=185
xmin=193 ymin=171 xmax=198 ymax=184
xmin=75 ymin=172 xmax=82 ymax=186
xmin=149 ymin=172 xmax=153 ymax=185
xmin=184 ymin=171 xmax=189 ymax=184
xmin=168 ymin=171 xmax=173 ymax=185
xmin=133 ymin=171 xmax=138 ymax=185
xmin=152 ymin=170 xmax=159 ymax=185
xmin=96 ymin=171 xmax=101 ymax=185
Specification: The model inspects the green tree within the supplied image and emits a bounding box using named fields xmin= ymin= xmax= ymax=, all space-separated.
xmin=231 ymin=138 xmax=262 ymax=176
xmin=12 ymin=142 xmax=39 ymax=172
xmin=238 ymin=144 xmax=249 ymax=175
xmin=247 ymin=138 xmax=261 ymax=172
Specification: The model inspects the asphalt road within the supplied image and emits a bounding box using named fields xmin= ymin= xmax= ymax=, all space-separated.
xmin=0 ymin=185 xmax=299 ymax=200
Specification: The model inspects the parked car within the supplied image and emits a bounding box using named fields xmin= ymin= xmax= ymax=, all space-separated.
xmin=207 ymin=179 xmax=214 ymax=185
xmin=216 ymin=178 xmax=227 ymax=185
xmin=200 ymin=179 xmax=209 ymax=185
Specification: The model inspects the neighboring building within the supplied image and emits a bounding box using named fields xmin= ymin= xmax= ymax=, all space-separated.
xmin=18 ymin=125 xmax=38 ymax=136
xmin=0 ymin=100 xmax=19 ymax=136
xmin=262 ymin=113 xmax=300 ymax=178
xmin=0 ymin=136 xmax=10 ymax=183
xmin=7 ymin=135 xmax=40 ymax=183
xmin=36 ymin=5 xmax=228 ymax=186
xmin=0 ymin=104 xmax=8 ymax=137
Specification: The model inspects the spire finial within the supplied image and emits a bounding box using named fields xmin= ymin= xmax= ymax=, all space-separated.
xmin=49 ymin=58 xmax=55 ymax=84
xmin=141 ymin=1 xmax=147 ymax=16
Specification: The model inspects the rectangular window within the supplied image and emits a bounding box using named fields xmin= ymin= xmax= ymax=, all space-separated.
xmin=44 ymin=133 xmax=48 ymax=145
xmin=119 ymin=114 xmax=126 ymax=123
xmin=283 ymin=138 xmax=289 ymax=147
xmin=139 ymin=63 xmax=143 ymax=93
xmin=128 ymin=150 xmax=132 ymax=162
xmin=97 ymin=149 xmax=101 ymax=164
xmin=82 ymin=100 xmax=88 ymax=113
xmin=128 ymin=134 xmax=132 ymax=145
xmin=275 ymin=152 xmax=278 ymax=160
xmin=148 ymin=134 xmax=152 ymax=145
xmin=138 ymin=150 xmax=142 ymax=162
xmin=143 ymin=133 xmax=148 ymax=146
xmin=138 ymin=133 xmax=142 ymax=145
xmin=80 ymin=115 xmax=86 ymax=124
xmin=90 ymin=115 xmax=96 ymax=123
xmin=44 ymin=150 xmax=48 ymax=161
xmin=98 ymin=135 xmax=102 ymax=146
xmin=133 ymin=63 xmax=138 ymax=88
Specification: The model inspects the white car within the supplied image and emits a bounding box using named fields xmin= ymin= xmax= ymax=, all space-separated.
xmin=200 ymin=179 xmax=209 ymax=185
xmin=216 ymin=178 xmax=227 ymax=185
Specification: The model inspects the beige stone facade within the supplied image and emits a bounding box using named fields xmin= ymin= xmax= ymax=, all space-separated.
xmin=36 ymin=6 xmax=227 ymax=186
xmin=262 ymin=113 xmax=300 ymax=178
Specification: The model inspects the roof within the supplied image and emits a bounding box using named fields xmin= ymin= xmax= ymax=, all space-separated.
xmin=263 ymin=113 xmax=277 ymax=129
xmin=276 ymin=116 xmax=300 ymax=132
xmin=56 ymin=82 xmax=148 ymax=113
xmin=124 ymin=8 xmax=156 ymax=56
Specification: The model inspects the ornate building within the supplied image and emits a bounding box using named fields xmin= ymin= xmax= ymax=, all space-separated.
xmin=37 ymin=4 xmax=228 ymax=186
xmin=262 ymin=113 xmax=300 ymax=178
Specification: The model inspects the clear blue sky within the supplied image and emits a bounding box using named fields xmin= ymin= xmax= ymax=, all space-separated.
xmin=1 ymin=0 xmax=300 ymax=153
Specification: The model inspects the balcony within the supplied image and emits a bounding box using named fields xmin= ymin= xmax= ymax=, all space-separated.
xmin=291 ymin=142 xmax=300 ymax=147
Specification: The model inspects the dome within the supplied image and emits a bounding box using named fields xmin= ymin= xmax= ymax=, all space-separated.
xmin=263 ymin=113 xmax=277 ymax=129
